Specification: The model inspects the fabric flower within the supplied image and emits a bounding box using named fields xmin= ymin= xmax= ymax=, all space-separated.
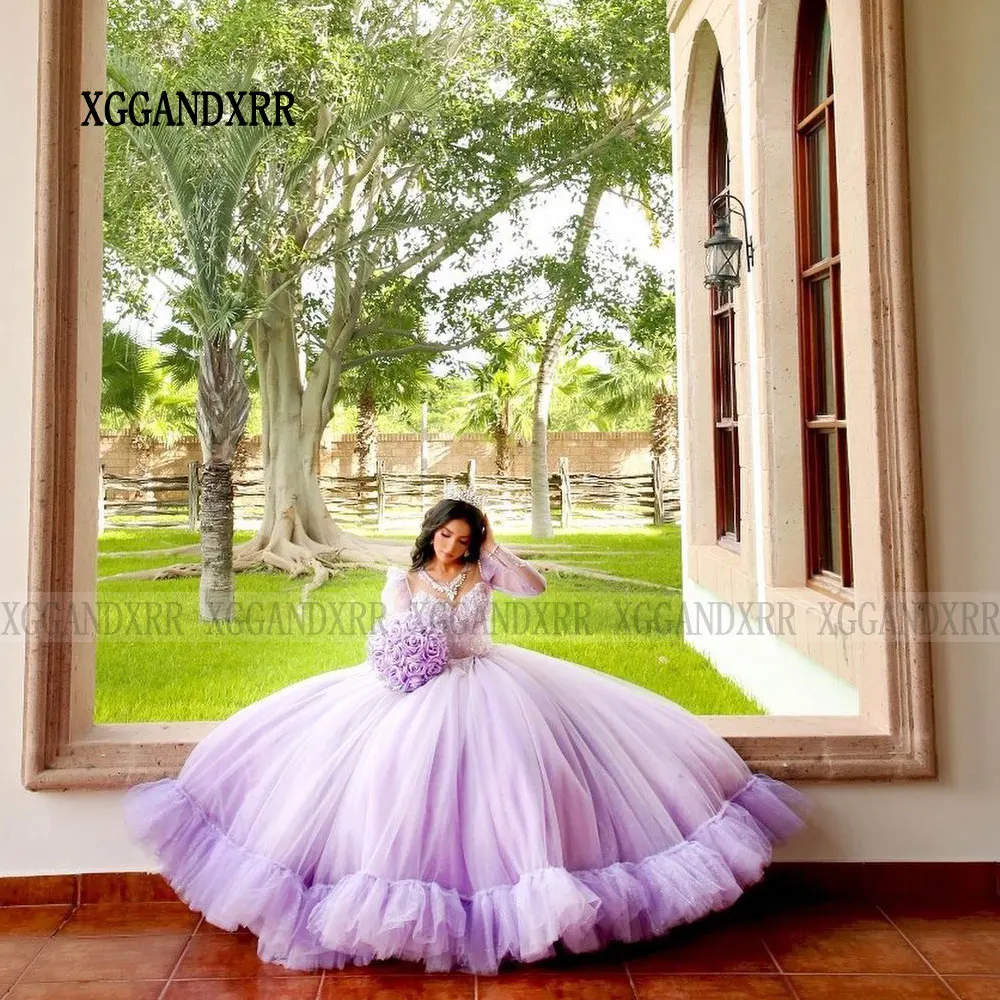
xmin=366 ymin=611 xmax=450 ymax=693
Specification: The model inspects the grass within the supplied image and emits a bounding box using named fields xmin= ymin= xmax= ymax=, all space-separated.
xmin=94 ymin=524 xmax=764 ymax=722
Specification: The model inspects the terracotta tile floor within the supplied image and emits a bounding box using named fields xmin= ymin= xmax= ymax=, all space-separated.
xmin=1 ymin=896 xmax=998 ymax=1000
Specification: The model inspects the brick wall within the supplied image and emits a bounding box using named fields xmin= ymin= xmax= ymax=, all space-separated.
xmin=100 ymin=431 xmax=663 ymax=479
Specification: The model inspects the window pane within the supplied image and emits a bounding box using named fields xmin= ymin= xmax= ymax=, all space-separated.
xmin=807 ymin=122 xmax=831 ymax=262
xmin=714 ymin=311 xmax=734 ymax=422
xmin=710 ymin=65 xmax=729 ymax=197
xmin=727 ymin=316 xmax=738 ymax=419
xmin=810 ymin=276 xmax=836 ymax=417
xmin=814 ymin=8 xmax=832 ymax=104
xmin=814 ymin=429 xmax=842 ymax=575
xmin=717 ymin=427 xmax=738 ymax=537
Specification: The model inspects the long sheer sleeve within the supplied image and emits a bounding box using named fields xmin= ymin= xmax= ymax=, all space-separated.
xmin=479 ymin=543 xmax=546 ymax=596
xmin=380 ymin=566 xmax=413 ymax=617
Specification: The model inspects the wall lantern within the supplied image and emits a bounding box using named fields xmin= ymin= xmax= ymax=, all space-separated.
xmin=704 ymin=192 xmax=755 ymax=292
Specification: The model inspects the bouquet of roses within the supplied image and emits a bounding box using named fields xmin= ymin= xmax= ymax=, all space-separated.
xmin=366 ymin=610 xmax=449 ymax=693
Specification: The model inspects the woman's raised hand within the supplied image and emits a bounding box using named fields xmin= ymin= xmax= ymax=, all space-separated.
xmin=482 ymin=512 xmax=497 ymax=553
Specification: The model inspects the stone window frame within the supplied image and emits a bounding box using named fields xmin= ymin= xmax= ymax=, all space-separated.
xmin=708 ymin=58 xmax=742 ymax=551
xmin=667 ymin=0 xmax=933 ymax=779
xmin=23 ymin=0 xmax=932 ymax=791
xmin=793 ymin=0 xmax=854 ymax=593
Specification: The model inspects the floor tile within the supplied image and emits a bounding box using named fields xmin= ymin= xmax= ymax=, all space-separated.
xmin=787 ymin=975 xmax=957 ymax=998
xmin=0 ymin=938 xmax=48 ymax=990
xmin=0 ymin=906 xmax=73 ymax=936
xmin=6 ymin=982 xmax=166 ymax=1000
xmin=193 ymin=919 xmax=252 ymax=936
xmin=320 ymin=973 xmax=476 ymax=999
xmin=478 ymin=970 xmax=634 ymax=999
xmin=79 ymin=873 xmax=179 ymax=905
xmin=527 ymin=944 xmax=630 ymax=975
xmin=166 ymin=978 xmax=323 ymax=999
xmin=630 ymin=975 xmax=794 ymax=999
xmin=946 ymin=977 xmax=1000 ymax=1000
xmin=625 ymin=923 xmax=776 ymax=974
xmin=57 ymin=902 xmax=199 ymax=937
xmin=889 ymin=909 xmax=1000 ymax=975
xmin=0 ymin=877 xmax=77 ymax=907
xmin=328 ymin=957 xmax=437 ymax=976
xmin=759 ymin=903 xmax=927 ymax=974
xmin=174 ymin=933 xmax=321 ymax=980
xmin=19 ymin=933 xmax=189 ymax=982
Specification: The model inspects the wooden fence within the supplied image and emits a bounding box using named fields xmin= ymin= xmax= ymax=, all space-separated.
xmin=99 ymin=456 xmax=680 ymax=532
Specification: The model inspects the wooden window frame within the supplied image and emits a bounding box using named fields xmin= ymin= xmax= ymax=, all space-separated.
xmin=794 ymin=0 xmax=855 ymax=594
xmin=708 ymin=60 xmax=741 ymax=552
xmin=24 ymin=0 xmax=934 ymax=789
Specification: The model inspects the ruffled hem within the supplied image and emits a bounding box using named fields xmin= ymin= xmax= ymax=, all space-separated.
xmin=123 ymin=773 xmax=806 ymax=974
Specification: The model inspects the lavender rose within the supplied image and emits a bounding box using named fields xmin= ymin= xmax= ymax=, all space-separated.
xmin=401 ymin=630 xmax=425 ymax=658
xmin=422 ymin=633 xmax=446 ymax=663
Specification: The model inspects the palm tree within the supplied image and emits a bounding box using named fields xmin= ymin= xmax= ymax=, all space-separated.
xmin=338 ymin=337 xmax=437 ymax=477
xmin=101 ymin=322 xmax=198 ymax=453
xmin=457 ymin=336 xmax=536 ymax=474
xmin=107 ymin=51 xmax=271 ymax=620
xmin=581 ymin=276 xmax=678 ymax=478
xmin=101 ymin=322 xmax=159 ymax=428
xmin=458 ymin=337 xmax=605 ymax=475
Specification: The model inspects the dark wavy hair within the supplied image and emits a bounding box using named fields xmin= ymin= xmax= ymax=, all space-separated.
xmin=409 ymin=499 xmax=486 ymax=571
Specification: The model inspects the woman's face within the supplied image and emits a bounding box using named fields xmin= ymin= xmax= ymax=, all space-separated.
xmin=433 ymin=519 xmax=473 ymax=565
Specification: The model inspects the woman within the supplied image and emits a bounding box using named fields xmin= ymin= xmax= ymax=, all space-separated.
xmin=123 ymin=487 xmax=807 ymax=975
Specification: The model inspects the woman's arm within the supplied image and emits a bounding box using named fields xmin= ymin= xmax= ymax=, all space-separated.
xmin=478 ymin=513 xmax=546 ymax=596
xmin=380 ymin=566 xmax=413 ymax=616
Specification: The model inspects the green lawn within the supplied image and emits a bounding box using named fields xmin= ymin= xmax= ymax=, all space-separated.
xmin=95 ymin=524 xmax=763 ymax=722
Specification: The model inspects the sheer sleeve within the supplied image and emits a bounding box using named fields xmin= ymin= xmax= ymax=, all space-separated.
xmin=380 ymin=566 xmax=413 ymax=617
xmin=479 ymin=543 xmax=546 ymax=596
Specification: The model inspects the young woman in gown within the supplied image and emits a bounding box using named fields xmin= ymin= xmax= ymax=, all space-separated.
xmin=123 ymin=491 xmax=807 ymax=975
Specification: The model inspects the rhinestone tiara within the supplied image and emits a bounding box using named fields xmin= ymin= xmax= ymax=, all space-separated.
xmin=443 ymin=480 xmax=488 ymax=514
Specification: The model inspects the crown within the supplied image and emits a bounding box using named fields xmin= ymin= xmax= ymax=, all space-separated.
xmin=443 ymin=480 xmax=488 ymax=513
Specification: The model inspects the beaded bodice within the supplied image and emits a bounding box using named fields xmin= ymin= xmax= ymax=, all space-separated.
xmin=408 ymin=581 xmax=496 ymax=663
xmin=379 ymin=547 xmax=546 ymax=672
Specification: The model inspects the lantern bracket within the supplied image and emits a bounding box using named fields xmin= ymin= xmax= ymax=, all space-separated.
xmin=709 ymin=192 xmax=755 ymax=273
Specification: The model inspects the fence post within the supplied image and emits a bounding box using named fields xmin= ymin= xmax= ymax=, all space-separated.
xmin=376 ymin=459 xmax=386 ymax=530
xmin=651 ymin=455 xmax=663 ymax=526
xmin=559 ymin=457 xmax=571 ymax=530
xmin=98 ymin=463 xmax=105 ymax=536
xmin=188 ymin=461 xmax=200 ymax=531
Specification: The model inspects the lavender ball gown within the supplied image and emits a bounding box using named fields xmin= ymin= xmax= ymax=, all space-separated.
xmin=123 ymin=543 xmax=807 ymax=975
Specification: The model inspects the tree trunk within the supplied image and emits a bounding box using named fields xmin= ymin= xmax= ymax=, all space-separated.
xmin=355 ymin=380 xmax=378 ymax=476
xmin=195 ymin=336 xmax=251 ymax=621
xmin=531 ymin=175 xmax=606 ymax=537
xmin=531 ymin=340 xmax=562 ymax=537
xmin=651 ymin=385 xmax=679 ymax=481
xmin=199 ymin=462 xmax=235 ymax=619
xmin=494 ymin=399 xmax=512 ymax=475
xmin=231 ymin=276 xmax=407 ymax=577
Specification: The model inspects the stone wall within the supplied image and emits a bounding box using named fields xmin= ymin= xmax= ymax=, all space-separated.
xmin=100 ymin=431 xmax=663 ymax=480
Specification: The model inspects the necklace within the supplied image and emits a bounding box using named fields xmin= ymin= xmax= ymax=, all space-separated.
xmin=419 ymin=565 xmax=469 ymax=602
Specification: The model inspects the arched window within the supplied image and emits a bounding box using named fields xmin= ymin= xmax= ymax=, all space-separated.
xmin=794 ymin=0 xmax=853 ymax=588
xmin=709 ymin=58 xmax=740 ymax=548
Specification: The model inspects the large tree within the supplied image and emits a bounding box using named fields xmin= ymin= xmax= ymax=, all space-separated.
xmin=104 ymin=0 xmax=673 ymax=581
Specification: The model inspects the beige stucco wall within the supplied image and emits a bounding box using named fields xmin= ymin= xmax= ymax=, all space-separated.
xmin=672 ymin=0 xmax=899 ymax=692
xmin=1 ymin=0 xmax=999 ymax=872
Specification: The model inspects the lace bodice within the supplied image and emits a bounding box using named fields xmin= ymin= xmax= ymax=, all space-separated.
xmin=378 ymin=544 xmax=546 ymax=666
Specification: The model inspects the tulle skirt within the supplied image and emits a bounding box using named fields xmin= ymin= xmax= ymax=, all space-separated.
xmin=123 ymin=643 xmax=808 ymax=974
